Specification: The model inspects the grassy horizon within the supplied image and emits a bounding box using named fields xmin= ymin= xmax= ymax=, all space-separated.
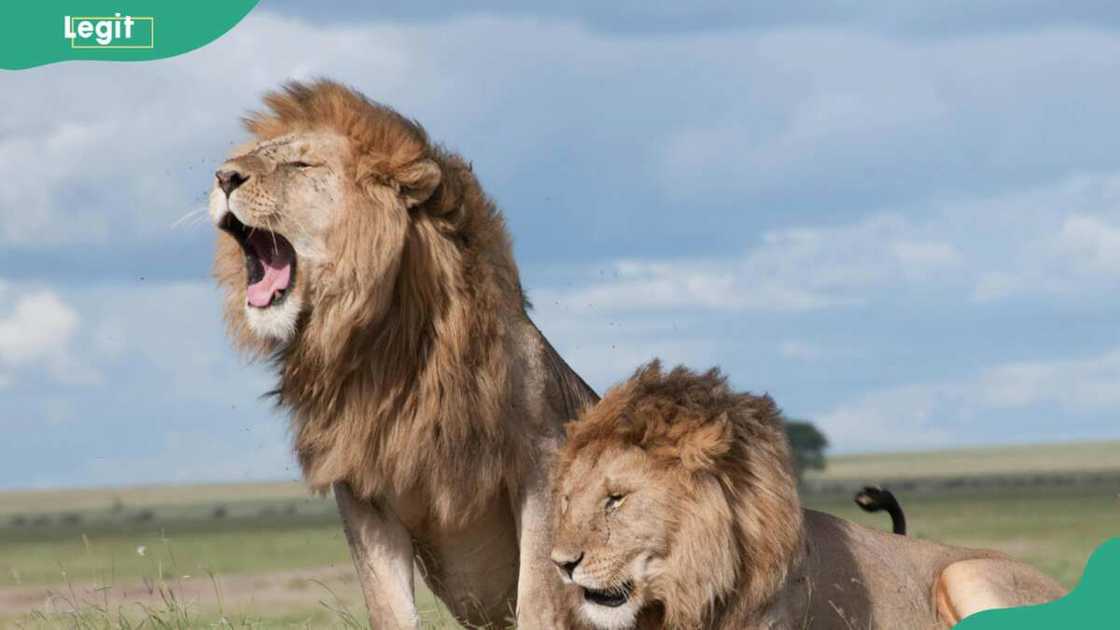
xmin=806 ymin=439 xmax=1120 ymax=481
xmin=3 ymin=438 xmax=1117 ymax=514
xmin=2 ymin=440 xmax=1117 ymax=628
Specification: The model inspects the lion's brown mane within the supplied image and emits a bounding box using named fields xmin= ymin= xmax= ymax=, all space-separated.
xmin=214 ymin=81 xmax=531 ymax=526
xmin=560 ymin=361 xmax=805 ymax=628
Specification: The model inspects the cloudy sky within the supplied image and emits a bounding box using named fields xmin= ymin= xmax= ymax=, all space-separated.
xmin=3 ymin=2 xmax=1119 ymax=489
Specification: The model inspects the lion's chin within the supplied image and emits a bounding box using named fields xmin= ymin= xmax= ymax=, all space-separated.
xmin=245 ymin=291 xmax=302 ymax=342
xmin=578 ymin=597 xmax=641 ymax=630
xmin=574 ymin=579 xmax=640 ymax=630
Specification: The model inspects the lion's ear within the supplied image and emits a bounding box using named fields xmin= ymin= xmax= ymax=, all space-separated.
xmin=679 ymin=413 xmax=733 ymax=471
xmin=397 ymin=159 xmax=441 ymax=208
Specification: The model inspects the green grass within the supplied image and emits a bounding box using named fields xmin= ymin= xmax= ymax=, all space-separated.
xmin=0 ymin=509 xmax=453 ymax=629
xmin=8 ymin=580 xmax=449 ymax=630
xmin=803 ymin=484 xmax=1118 ymax=587
xmin=3 ymin=441 xmax=1118 ymax=628
xmin=0 ymin=516 xmax=349 ymax=587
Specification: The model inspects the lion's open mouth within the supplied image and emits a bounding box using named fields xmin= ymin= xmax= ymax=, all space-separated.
xmin=219 ymin=213 xmax=297 ymax=309
xmin=582 ymin=582 xmax=633 ymax=608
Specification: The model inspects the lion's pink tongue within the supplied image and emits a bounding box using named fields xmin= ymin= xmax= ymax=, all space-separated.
xmin=246 ymin=231 xmax=293 ymax=308
xmin=246 ymin=264 xmax=291 ymax=307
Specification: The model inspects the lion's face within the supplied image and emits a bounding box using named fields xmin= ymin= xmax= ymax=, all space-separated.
xmin=209 ymin=130 xmax=356 ymax=342
xmin=209 ymin=131 xmax=351 ymax=341
xmin=551 ymin=362 xmax=804 ymax=630
xmin=552 ymin=443 xmax=727 ymax=630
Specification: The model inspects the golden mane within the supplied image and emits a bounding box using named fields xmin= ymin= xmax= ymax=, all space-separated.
xmin=216 ymin=80 xmax=530 ymax=526
xmin=561 ymin=361 xmax=805 ymax=627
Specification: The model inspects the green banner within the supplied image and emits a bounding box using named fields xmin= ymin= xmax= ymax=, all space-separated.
xmin=1 ymin=1 xmax=259 ymax=70
xmin=957 ymin=538 xmax=1120 ymax=629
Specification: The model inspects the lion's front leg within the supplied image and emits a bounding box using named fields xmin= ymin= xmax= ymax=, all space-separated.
xmin=511 ymin=469 xmax=570 ymax=629
xmin=334 ymin=482 xmax=419 ymax=630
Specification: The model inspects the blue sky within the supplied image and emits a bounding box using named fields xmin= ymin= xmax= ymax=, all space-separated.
xmin=2 ymin=2 xmax=1119 ymax=489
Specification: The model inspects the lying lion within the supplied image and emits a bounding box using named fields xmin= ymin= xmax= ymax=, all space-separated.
xmin=550 ymin=361 xmax=1066 ymax=629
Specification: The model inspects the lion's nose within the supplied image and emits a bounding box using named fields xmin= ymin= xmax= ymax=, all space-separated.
xmin=215 ymin=168 xmax=249 ymax=197
xmin=551 ymin=550 xmax=584 ymax=578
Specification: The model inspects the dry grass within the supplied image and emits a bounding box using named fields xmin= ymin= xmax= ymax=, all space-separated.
xmin=805 ymin=440 xmax=1120 ymax=481
xmin=3 ymin=441 xmax=1116 ymax=628
xmin=0 ymin=483 xmax=311 ymax=517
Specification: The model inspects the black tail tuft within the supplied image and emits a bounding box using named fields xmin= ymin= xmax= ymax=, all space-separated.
xmin=854 ymin=485 xmax=907 ymax=535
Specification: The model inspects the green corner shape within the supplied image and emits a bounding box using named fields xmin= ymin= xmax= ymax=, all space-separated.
xmin=955 ymin=538 xmax=1120 ymax=629
xmin=2 ymin=1 xmax=260 ymax=70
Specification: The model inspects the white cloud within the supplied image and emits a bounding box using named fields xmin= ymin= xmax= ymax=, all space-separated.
xmin=1056 ymin=214 xmax=1120 ymax=275
xmin=84 ymin=424 xmax=299 ymax=486
xmin=953 ymin=174 xmax=1120 ymax=301
xmin=817 ymin=346 xmax=1120 ymax=452
xmin=0 ymin=13 xmax=412 ymax=246
xmin=0 ymin=279 xmax=269 ymax=395
xmin=7 ymin=15 xmax=1120 ymax=256
xmin=814 ymin=383 xmax=959 ymax=453
xmin=0 ymin=290 xmax=78 ymax=364
xmin=530 ymin=303 xmax=716 ymax=392
xmin=4 ymin=10 xmax=1120 ymax=485
xmin=2 ymin=13 xmax=1119 ymax=322
xmin=0 ymin=279 xmax=291 ymax=487
xmin=75 ymin=281 xmax=274 ymax=404
xmin=657 ymin=28 xmax=1120 ymax=204
xmin=0 ymin=288 xmax=95 ymax=384
xmin=542 ymin=167 xmax=1120 ymax=315
xmin=976 ymin=349 xmax=1120 ymax=410
xmin=537 ymin=214 xmax=963 ymax=314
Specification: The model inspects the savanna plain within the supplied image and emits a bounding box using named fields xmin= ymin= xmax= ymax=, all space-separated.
xmin=1 ymin=441 xmax=1117 ymax=629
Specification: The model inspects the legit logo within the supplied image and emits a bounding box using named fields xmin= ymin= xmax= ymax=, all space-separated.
xmin=64 ymin=14 xmax=154 ymax=49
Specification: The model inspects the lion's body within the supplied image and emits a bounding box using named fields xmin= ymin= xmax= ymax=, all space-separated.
xmin=551 ymin=363 xmax=1066 ymax=630
xmin=211 ymin=81 xmax=598 ymax=628
xmin=784 ymin=510 xmax=1064 ymax=630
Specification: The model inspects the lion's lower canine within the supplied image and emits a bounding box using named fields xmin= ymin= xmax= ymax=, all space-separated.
xmin=210 ymin=80 xmax=597 ymax=628
xmin=551 ymin=362 xmax=1066 ymax=629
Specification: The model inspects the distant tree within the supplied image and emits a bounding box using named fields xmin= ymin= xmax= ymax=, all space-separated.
xmin=132 ymin=509 xmax=155 ymax=523
xmin=784 ymin=418 xmax=829 ymax=479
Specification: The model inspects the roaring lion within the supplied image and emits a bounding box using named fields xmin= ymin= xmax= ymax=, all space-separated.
xmin=209 ymin=80 xmax=598 ymax=628
xmin=550 ymin=362 xmax=1066 ymax=629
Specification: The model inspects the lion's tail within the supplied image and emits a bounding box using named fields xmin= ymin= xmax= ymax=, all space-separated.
xmin=854 ymin=485 xmax=907 ymax=535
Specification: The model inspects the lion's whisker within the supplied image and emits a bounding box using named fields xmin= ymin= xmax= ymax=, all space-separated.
xmin=263 ymin=216 xmax=281 ymax=256
xmin=170 ymin=207 xmax=208 ymax=229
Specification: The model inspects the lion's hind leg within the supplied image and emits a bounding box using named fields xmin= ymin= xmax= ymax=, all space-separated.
xmin=934 ymin=558 xmax=1067 ymax=626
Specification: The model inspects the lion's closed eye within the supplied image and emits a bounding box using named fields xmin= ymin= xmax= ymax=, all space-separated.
xmin=285 ymin=160 xmax=318 ymax=169
xmin=605 ymin=493 xmax=627 ymax=512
